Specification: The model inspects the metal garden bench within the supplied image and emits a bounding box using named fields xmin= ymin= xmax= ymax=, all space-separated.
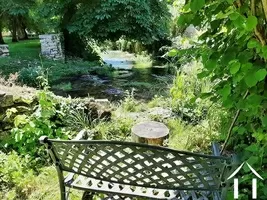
xmin=39 ymin=136 xmax=233 ymax=200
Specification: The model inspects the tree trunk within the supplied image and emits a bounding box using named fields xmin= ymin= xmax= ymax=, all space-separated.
xmin=60 ymin=3 xmax=99 ymax=60
xmin=0 ymin=32 xmax=4 ymax=44
xmin=11 ymin=17 xmax=18 ymax=42
xmin=0 ymin=17 xmax=5 ymax=44
xmin=18 ymin=27 xmax=28 ymax=40
xmin=131 ymin=121 xmax=169 ymax=146
xmin=0 ymin=26 xmax=5 ymax=44
xmin=18 ymin=21 xmax=29 ymax=40
xmin=61 ymin=4 xmax=85 ymax=58
xmin=23 ymin=27 xmax=28 ymax=40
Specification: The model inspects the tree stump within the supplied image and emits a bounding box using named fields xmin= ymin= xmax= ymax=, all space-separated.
xmin=131 ymin=121 xmax=169 ymax=146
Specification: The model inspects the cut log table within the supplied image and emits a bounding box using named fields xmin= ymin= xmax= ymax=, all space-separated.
xmin=131 ymin=121 xmax=169 ymax=146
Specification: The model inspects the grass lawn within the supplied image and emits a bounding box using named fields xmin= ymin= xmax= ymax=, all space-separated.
xmin=3 ymin=37 xmax=41 ymax=59
xmin=0 ymin=37 xmax=103 ymax=87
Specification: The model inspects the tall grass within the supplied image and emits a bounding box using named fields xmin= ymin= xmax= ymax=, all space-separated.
xmin=134 ymin=53 xmax=153 ymax=68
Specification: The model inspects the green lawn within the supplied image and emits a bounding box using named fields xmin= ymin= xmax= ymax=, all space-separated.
xmin=0 ymin=37 xmax=102 ymax=87
xmin=3 ymin=37 xmax=41 ymax=59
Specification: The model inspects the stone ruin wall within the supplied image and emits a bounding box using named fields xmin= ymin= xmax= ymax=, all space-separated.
xmin=39 ymin=34 xmax=64 ymax=60
xmin=0 ymin=89 xmax=37 ymax=141
xmin=0 ymin=45 xmax=9 ymax=57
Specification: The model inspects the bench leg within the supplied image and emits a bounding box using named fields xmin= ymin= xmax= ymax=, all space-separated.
xmin=56 ymin=167 xmax=68 ymax=200
xmin=59 ymin=185 xmax=67 ymax=200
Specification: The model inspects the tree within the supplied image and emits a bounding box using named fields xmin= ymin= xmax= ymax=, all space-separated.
xmin=40 ymin=0 xmax=171 ymax=59
xmin=0 ymin=0 xmax=35 ymax=42
xmin=173 ymin=0 xmax=267 ymax=198
xmin=0 ymin=16 xmax=5 ymax=44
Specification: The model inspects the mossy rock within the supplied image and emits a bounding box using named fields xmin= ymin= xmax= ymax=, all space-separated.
xmin=13 ymin=96 xmax=36 ymax=105
xmin=0 ymin=93 xmax=14 ymax=108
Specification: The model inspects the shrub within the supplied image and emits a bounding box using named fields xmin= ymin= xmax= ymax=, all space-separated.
xmin=135 ymin=53 xmax=152 ymax=68
xmin=168 ymin=61 xmax=229 ymax=151
xmin=0 ymin=151 xmax=36 ymax=199
xmin=171 ymin=61 xmax=213 ymax=124
xmin=0 ymin=151 xmax=83 ymax=200
xmin=120 ymin=90 xmax=142 ymax=112
xmin=18 ymin=66 xmax=44 ymax=87
xmin=93 ymin=117 xmax=134 ymax=141
xmin=148 ymin=95 xmax=171 ymax=108
xmin=4 ymin=91 xmax=68 ymax=158
xmin=53 ymin=82 xmax=72 ymax=91
xmin=167 ymin=117 xmax=222 ymax=152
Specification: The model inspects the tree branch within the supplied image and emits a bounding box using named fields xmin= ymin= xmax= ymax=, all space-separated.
xmin=255 ymin=28 xmax=266 ymax=45
xmin=261 ymin=0 xmax=267 ymax=22
xmin=236 ymin=0 xmax=242 ymax=7
xmin=252 ymin=0 xmax=266 ymax=45
xmin=251 ymin=0 xmax=256 ymax=15
xmin=220 ymin=90 xmax=249 ymax=154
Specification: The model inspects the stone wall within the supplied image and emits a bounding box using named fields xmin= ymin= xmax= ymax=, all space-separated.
xmin=0 ymin=45 xmax=9 ymax=57
xmin=0 ymin=90 xmax=37 ymax=140
xmin=39 ymin=34 xmax=64 ymax=60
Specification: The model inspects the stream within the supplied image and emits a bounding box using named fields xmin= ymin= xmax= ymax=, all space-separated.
xmin=52 ymin=51 xmax=171 ymax=101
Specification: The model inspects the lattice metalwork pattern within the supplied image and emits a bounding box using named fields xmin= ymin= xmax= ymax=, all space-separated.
xmin=48 ymin=140 xmax=230 ymax=191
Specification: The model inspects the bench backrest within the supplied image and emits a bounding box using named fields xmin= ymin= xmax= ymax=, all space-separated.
xmin=41 ymin=138 xmax=231 ymax=191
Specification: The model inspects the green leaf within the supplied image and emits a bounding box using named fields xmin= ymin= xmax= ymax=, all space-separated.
xmin=197 ymin=71 xmax=209 ymax=79
xmin=200 ymin=92 xmax=212 ymax=99
xmin=229 ymin=61 xmax=241 ymax=74
xmin=229 ymin=12 xmax=239 ymax=20
xmin=252 ymin=132 xmax=266 ymax=142
xmin=247 ymin=94 xmax=263 ymax=106
xmin=233 ymin=73 xmax=244 ymax=84
xmin=177 ymin=15 xmax=185 ymax=26
xmin=245 ymin=75 xmax=258 ymax=87
xmin=238 ymin=51 xmax=253 ymax=63
xmin=245 ymin=16 xmax=258 ymax=31
xmin=218 ymin=85 xmax=231 ymax=99
xmin=190 ymin=0 xmax=205 ymax=12
xmin=168 ymin=49 xmax=178 ymax=57
xmin=246 ymin=156 xmax=259 ymax=166
xmin=205 ymin=59 xmax=217 ymax=70
xmin=233 ymin=16 xmax=246 ymax=29
xmin=14 ymin=115 xmax=28 ymax=127
xmin=15 ymin=132 xmax=23 ymax=142
xmin=216 ymin=12 xmax=227 ymax=19
xmin=238 ymin=127 xmax=246 ymax=135
xmin=226 ymin=192 xmax=234 ymax=200
xmin=226 ymin=0 xmax=235 ymax=3
xmin=247 ymin=39 xmax=260 ymax=49
xmin=221 ymin=51 xmax=237 ymax=65
xmin=241 ymin=63 xmax=253 ymax=72
xmin=262 ymin=46 xmax=267 ymax=59
xmin=245 ymin=144 xmax=258 ymax=152
xmin=261 ymin=116 xmax=267 ymax=127
xmin=254 ymin=69 xmax=267 ymax=81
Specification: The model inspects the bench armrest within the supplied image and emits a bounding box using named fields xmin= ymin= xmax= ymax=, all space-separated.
xmin=39 ymin=136 xmax=49 ymax=144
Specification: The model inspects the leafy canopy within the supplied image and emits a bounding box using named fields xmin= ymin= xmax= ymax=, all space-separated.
xmin=39 ymin=0 xmax=171 ymax=44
